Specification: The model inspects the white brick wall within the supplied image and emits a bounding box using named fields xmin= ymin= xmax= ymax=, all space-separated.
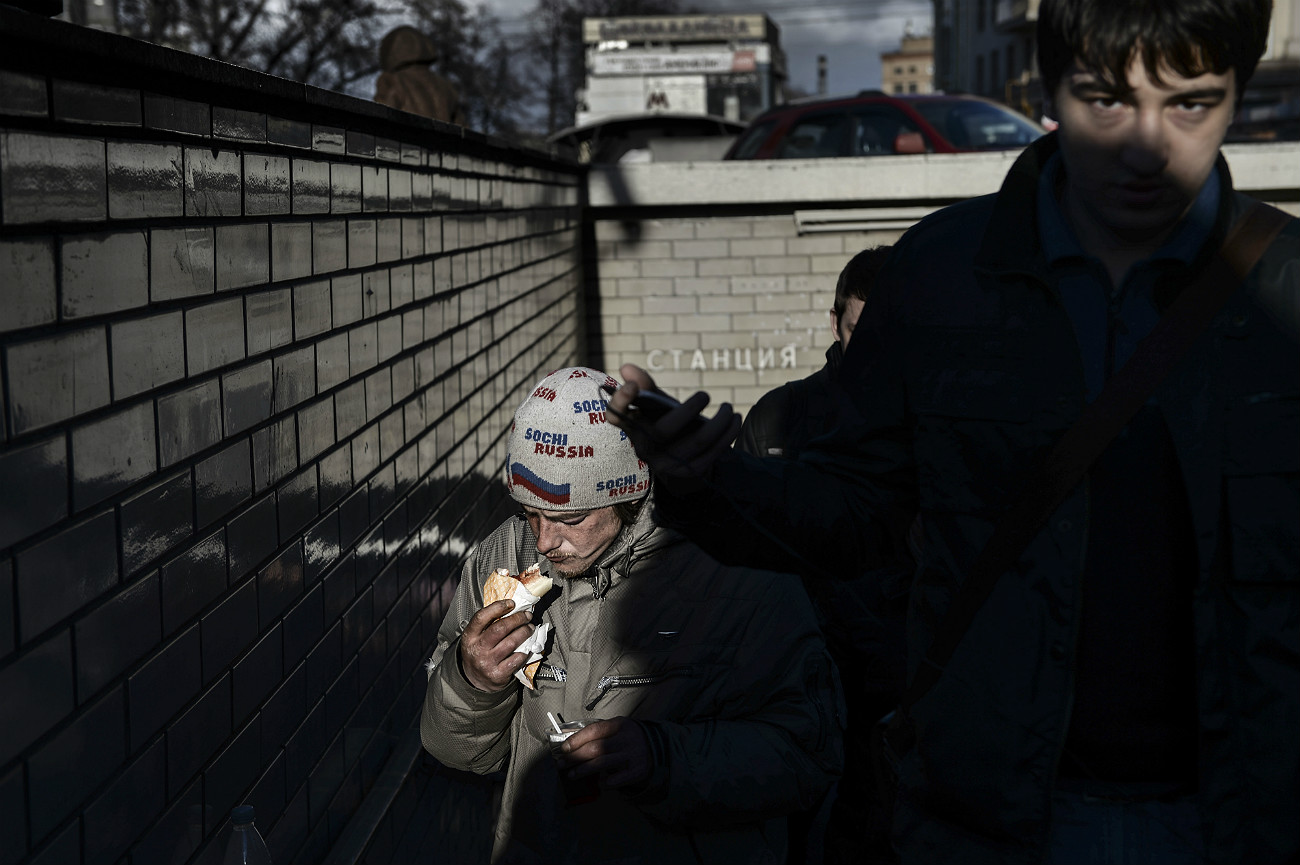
xmin=589 ymin=214 xmax=904 ymax=414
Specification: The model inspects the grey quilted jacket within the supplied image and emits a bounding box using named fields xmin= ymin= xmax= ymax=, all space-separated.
xmin=421 ymin=495 xmax=843 ymax=864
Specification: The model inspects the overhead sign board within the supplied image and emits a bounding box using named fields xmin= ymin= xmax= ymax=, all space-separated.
xmin=583 ymin=14 xmax=773 ymax=45
xmin=591 ymin=49 xmax=763 ymax=76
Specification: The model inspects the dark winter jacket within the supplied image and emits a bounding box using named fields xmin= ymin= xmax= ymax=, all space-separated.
xmin=656 ymin=133 xmax=1300 ymax=864
xmin=422 ymin=494 xmax=843 ymax=864
xmin=739 ymin=342 xmax=844 ymax=460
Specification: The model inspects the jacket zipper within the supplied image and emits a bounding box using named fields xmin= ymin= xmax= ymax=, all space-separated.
xmin=585 ymin=666 xmax=699 ymax=711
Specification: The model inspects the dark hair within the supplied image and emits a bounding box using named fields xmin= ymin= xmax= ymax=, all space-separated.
xmin=613 ymin=497 xmax=644 ymax=526
xmin=1037 ymin=0 xmax=1272 ymax=102
xmin=833 ymin=246 xmax=893 ymax=319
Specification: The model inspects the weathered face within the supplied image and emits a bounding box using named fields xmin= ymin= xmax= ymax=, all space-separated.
xmin=1051 ymin=55 xmax=1236 ymax=250
xmin=523 ymin=505 xmax=623 ymax=578
xmin=831 ymin=296 xmax=866 ymax=353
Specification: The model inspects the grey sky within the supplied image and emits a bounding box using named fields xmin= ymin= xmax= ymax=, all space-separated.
xmin=479 ymin=0 xmax=934 ymax=94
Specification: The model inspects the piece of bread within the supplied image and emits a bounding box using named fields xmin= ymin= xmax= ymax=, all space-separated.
xmin=481 ymin=565 xmax=554 ymax=689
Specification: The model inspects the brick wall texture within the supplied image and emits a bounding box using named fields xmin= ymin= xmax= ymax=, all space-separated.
xmin=0 ymin=45 xmax=581 ymax=865
xmin=589 ymin=217 xmax=906 ymax=416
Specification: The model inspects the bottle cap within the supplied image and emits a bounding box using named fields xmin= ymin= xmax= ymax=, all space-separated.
xmin=231 ymin=805 xmax=255 ymax=825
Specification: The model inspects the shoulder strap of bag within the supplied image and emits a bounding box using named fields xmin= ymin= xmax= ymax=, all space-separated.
xmin=900 ymin=200 xmax=1293 ymax=714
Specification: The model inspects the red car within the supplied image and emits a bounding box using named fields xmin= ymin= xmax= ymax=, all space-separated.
xmin=724 ymin=91 xmax=1045 ymax=159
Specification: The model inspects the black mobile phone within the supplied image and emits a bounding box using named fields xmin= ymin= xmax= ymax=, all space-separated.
xmin=601 ymin=385 xmax=706 ymax=433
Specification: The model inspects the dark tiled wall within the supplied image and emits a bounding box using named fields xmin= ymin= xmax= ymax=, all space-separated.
xmin=0 ymin=17 xmax=581 ymax=865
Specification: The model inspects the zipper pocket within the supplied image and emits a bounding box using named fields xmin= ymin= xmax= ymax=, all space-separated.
xmin=585 ymin=665 xmax=699 ymax=711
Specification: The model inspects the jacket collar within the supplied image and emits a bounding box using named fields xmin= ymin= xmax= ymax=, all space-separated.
xmin=974 ymin=131 xmax=1239 ymax=284
xmin=589 ymin=486 xmax=672 ymax=598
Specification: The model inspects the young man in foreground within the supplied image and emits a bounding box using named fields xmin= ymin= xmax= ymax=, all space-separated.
xmin=421 ymin=367 xmax=841 ymax=864
xmin=608 ymin=0 xmax=1299 ymax=861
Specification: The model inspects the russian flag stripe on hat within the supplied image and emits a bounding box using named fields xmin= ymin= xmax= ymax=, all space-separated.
xmin=510 ymin=462 xmax=570 ymax=505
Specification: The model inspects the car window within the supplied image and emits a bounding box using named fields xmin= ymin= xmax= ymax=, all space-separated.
xmin=910 ymin=99 xmax=1042 ymax=149
xmin=775 ymin=112 xmax=854 ymax=158
xmin=730 ymin=118 xmax=779 ymax=159
xmin=849 ymin=106 xmax=928 ymax=155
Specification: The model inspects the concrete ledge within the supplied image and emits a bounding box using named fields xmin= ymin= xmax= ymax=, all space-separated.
xmin=587 ymin=142 xmax=1300 ymax=210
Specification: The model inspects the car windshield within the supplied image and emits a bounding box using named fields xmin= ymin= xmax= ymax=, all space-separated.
xmin=909 ymin=99 xmax=1042 ymax=149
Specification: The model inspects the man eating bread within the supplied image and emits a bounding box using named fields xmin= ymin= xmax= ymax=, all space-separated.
xmin=421 ymin=366 xmax=842 ymax=864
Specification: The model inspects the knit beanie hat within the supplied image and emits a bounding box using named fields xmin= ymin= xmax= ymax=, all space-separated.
xmin=506 ymin=367 xmax=650 ymax=511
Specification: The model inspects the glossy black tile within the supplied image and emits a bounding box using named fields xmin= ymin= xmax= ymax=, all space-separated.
xmin=151 ymin=226 xmax=215 ymax=301
xmin=71 ymin=401 xmax=156 ymax=510
xmin=143 ymin=93 xmax=210 ymax=137
xmin=16 ymin=510 xmax=118 ymax=641
xmin=266 ymin=117 xmax=310 ymax=149
xmin=0 ymin=630 xmax=73 ymax=767
xmin=252 ymin=416 xmax=297 ymax=492
xmin=157 ymin=378 xmax=221 ymax=467
xmin=377 ymin=217 xmax=401 ymax=263
xmin=347 ymin=219 xmax=376 ymax=268
xmin=226 ymin=497 xmax=277 ymax=581
xmin=233 ymin=624 xmax=282 ymax=722
xmin=311 ymin=125 xmax=345 ymax=154
xmin=362 ymin=268 xmax=390 ymax=317
xmin=0 ymin=762 xmax=25 ymax=865
xmin=5 ymin=326 xmax=109 ymax=434
xmin=52 ymin=80 xmax=140 ymax=125
xmin=361 ymin=165 xmax=387 ymax=211
xmin=107 ymin=141 xmax=183 ymax=219
xmin=166 ymin=674 xmax=231 ymax=794
xmin=213 ymin=107 xmax=265 ymax=142
xmin=311 ymin=219 xmax=346 ymax=274
xmin=127 ymin=623 xmax=200 ymax=750
xmin=222 ymin=359 xmax=273 ymax=437
xmin=283 ymin=582 xmax=323 ymax=671
xmin=272 ymin=344 xmax=317 ymax=413
xmin=26 ymin=686 xmax=125 ymax=839
xmin=61 ymin=230 xmax=149 ymax=318
xmin=120 ymin=469 xmax=193 ymax=576
xmin=111 ymin=310 xmax=185 ymax=400
xmin=0 ymin=237 xmax=56 ymax=334
xmin=160 ymin=529 xmax=227 ymax=635
xmin=259 ymin=543 xmax=304 ymax=627
xmin=296 ymin=397 xmax=335 ymax=463
xmin=0 ymin=433 xmax=66 ymax=550
xmin=291 ymin=279 xmax=331 ymax=338
xmin=194 ymin=439 xmax=251 ymax=529
xmin=330 ymin=164 xmax=361 ymax=214
xmin=277 ymin=468 xmax=319 ymax=542
xmin=0 ymin=69 xmax=46 ymax=117
xmin=200 ymin=578 xmax=257 ymax=683
xmin=216 ymin=223 xmax=270 ymax=292
xmin=245 ymin=288 xmax=292 ymax=356
xmin=184 ymin=147 xmax=241 ymax=217
xmin=272 ymin=222 xmax=313 ymax=284
xmin=317 ymin=445 xmax=353 ymax=510
xmin=291 ymin=159 xmax=329 ymax=215
xmin=185 ymin=296 xmax=245 ymax=374
xmin=204 ymin=717 xmax=261 ymax=833
xmin=314 ymin=330 xmax=351 ymax=390
xmin=81 ymin=739 xmax=167 ymax=865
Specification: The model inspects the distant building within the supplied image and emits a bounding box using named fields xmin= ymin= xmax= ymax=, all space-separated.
xmin=932 ymin=0 xmax=1040 ymax=115
xmin=881 ymin=32 xmax=935 ymax=95
xmin=578 ymin=13 xmax=786 ymax=127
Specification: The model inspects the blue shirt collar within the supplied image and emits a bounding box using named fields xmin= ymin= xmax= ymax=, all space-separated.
xmin=1036 ymin=152 xmax=1220 ymax=268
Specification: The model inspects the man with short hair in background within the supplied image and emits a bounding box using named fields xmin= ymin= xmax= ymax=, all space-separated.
xmin=740 ymin=246 xmax=906 ymax=865
xmin=422 ymin=366 xmax=842 ymax=865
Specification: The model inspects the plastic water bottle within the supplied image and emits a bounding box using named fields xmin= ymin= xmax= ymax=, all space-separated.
xmin=223 ymin=805 xmax=273 ymax=865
